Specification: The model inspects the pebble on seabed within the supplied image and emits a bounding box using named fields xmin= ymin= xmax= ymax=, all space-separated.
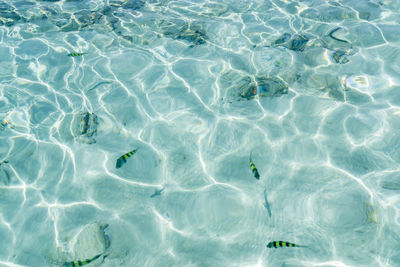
xmin=64 ymin=223 xmax=110 ymax=262
xmin=332 ymin=50 xmax=349 ymax=64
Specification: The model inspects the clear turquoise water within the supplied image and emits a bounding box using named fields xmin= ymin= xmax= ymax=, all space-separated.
xmin=1 ymin=0 xmax=400 ymax=266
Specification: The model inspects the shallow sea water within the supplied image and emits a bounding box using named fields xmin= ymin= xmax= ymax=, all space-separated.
xmin=1 ymin=0 xmax=400 ymax=266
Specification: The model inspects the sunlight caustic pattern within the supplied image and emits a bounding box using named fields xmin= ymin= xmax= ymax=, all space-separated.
xmin=0 ymin=0 xmax=399 ymax=266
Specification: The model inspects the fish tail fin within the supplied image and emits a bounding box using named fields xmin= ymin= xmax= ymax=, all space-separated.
xmin=263 ymin=189 xmax=272 ymax=217
xmin=250 ymin=152 xmax=253 ymax=161
xmin=101 ymin=243 xmax=112 ymax=264
xmin=86 ymin=253 xmax=102 ymax=264
xmin=116 ymin=158 xmax=122 ymax=168
xmin=297 ymin=244 xmax=309 ymax=248
xmin=101 ymin=253 xmax=109 ymax=264
xmin=264 ymin=203 xmax=272 ymax=217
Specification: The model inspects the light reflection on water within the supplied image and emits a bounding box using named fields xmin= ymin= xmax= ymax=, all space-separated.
xmin=0 ymin=0 xmax=399 ymax=266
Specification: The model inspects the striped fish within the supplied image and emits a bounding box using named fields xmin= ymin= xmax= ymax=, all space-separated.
xmin=62 ymin=253 xmax=102 ymax=266
xmin=267 ymin=241 xmax=306 ymax=248
xmin=68 ymin=52 xmax=86 ymax=57
xmin=116 ymin=148 xmax=139 ymax=168
xmin=249 ymin=152 xmax=260 ymax=180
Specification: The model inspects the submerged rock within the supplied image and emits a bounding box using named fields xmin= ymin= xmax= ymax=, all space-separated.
xmin=288 ymin=35 xmax=309 ymax=51
xmin=332 ymin=50 xmax=349 ymax=64
xmin=176 ymin=27 xmax=207 ymax=46
xmin=60 ymin=222 xmax=110 ymax=266
xmin=54 ymin=13 xmax=72 ymax=28
xmin=110 ymin=0 xmax=145 ymax=9
xmin=162 ymin=21 xmax=207 ymax=46
xmin=0 ymin=0 xmax=145 ymax=36
xmin=238 ymin=76 xmax=289 ymax=99
xmin=0 ymin=2 xmax=22 ymax=26
xmin=72 ymin=223 xmax=109 ymax=257
xmin=273 ymin=33 xmax=309 ymax=51
xmin=72 ymin=112 xmax=98 ymax=144
xmin=74 ymin=10 xmax=103 ymax=28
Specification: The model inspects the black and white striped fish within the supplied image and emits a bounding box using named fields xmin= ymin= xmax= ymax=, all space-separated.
xmin=62 ymin=253 xmax=102 ymax=267
xmin=267 ymin=241 xmax=307 ymax=248
xmin=68 ymin=52 xmax=86 ymax=57
xmin=249 ymin=152 xmax=260 ymax=180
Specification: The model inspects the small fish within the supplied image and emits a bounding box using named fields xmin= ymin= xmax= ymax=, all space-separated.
xmin=249 ymin=152 xmax=260 ymax=180
xmin=68 ymin=52 xmax=86 ymax=57
xmin=263 ymin=188 xmax=272 ymax=217
xmin=267 ymin=241 xmax=306 ymax=248
xmin=328 ymin=27 xmax=349 ymax=43
xmin=62 ymin=253 xmax=102 ymax=266
xmin=116 ymin=148 xmax=139 ymax=169
xmin=0 ymin=120 xmax=11 ymax=128
xmin=332 ymin=50 xmax=349 ymax=64
xmin=150 ymin=186 xmax=166 ymax=198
